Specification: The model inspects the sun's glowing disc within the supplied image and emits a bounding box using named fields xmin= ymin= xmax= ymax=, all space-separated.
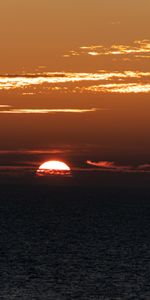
xmin=36 ymin=160 xmax=71 ymax=176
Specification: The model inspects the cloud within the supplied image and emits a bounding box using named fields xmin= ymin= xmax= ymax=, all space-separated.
xmin=0 ymin=71 xmax=118 ymax=90
xmin=64 ymin=39 xmax=150 ymax=59
xmin=87 ymin=161 xmax=115 ymax=168
xmin=83 ymin=83 xmax=150 ymax=94
xmin=137 ymin=164 xmax=150 ymax=170
xmin=0 ymin=166 xmax=32 ymax=170
xmin=0 ymin=107 xmax=99 ymax=114
xmin=0 ymin=105 xmax=12 ymax=108
xmin=0 ymin=160 xmax=150 ymax=179
xmin=0 ymin=165 xmax=35 ymax=179
xmin=86 ymin=160 xmax=150 ymax=173
xmin=0 ymin=148 xmax=71 ymax=155
xmin=0 ymin=70 xmax=150 ymax=95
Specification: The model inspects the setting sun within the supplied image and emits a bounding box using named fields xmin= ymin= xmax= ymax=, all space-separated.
xmin=36 ymin=160 xmax=71 ymax=176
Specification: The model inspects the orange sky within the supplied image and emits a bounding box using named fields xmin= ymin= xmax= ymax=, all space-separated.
xmin=0 ymin=0 xmax=150 ymax=179
xmin=0 ymin=0 xmax=150 ymax=72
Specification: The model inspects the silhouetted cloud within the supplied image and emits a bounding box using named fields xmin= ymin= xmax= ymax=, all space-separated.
xmin=86 ymin=160 xmax=150 ymax=173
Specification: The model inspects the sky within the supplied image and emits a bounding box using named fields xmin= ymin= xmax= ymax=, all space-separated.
xmin=0 ymin=0 xmax=150 ymax=184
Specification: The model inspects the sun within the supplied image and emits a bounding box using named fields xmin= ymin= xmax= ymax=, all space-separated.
xmin=36 ymin=160 xmax=71 ymax=176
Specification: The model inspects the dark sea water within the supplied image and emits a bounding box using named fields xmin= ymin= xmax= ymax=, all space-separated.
xmin=0 ymin=185 xmax=150 ymax=299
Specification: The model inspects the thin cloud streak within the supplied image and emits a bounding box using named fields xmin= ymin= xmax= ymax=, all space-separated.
xmin=86 ymin=160 xmax=150 ymax=173
xmin=0 ymin=108 xmax=99 ymax=114
xmin=0 ymin=166 xmax=33 ymax=171
xmin=83 ymin=83 xmax=150 ymax=94
xmin=0 ymin=105 xmax=12 ymax=108
xmin=0 ymin=149 xmax=71 ymax=155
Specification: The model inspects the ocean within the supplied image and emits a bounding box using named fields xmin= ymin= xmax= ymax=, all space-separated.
xmin=0 ymin=185 xmax=150 ymax=299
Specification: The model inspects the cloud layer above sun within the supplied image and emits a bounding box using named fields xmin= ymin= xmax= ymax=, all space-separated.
xmin=0 ymin=107 xmax=98 ymax=114
xmin=0 ymin=40 xmax=150 ymax=97
xmin=64 ymin=40 xmax=150 ymax=60
xmin=0 ymin=70 xmax=150 ymax=95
